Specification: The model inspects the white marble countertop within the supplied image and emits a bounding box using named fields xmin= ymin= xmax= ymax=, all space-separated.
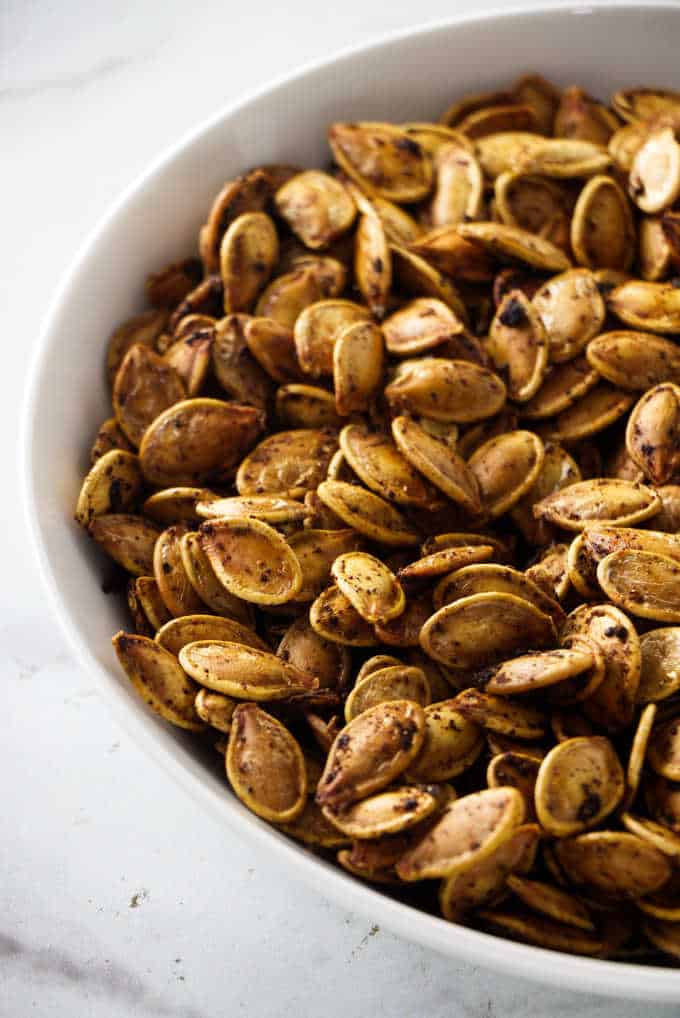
xmin=3 ymin=1 xmax=678 ymax=1015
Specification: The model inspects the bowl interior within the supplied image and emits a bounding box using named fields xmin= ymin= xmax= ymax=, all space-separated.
xmin=26 ymin=3 xmax=680 ymax=1000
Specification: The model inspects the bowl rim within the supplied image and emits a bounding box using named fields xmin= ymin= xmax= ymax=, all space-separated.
xmin=22 ymin=1 xmax=680 ymax=999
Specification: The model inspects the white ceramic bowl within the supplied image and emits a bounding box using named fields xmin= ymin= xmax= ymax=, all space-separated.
xmin=24 ymin=3 xmax=680 ymax=999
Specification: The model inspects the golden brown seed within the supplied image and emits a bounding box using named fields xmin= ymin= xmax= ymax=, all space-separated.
xmin=439 ymin=823 xmax=540 ymax=919
xmin=156 ymin=614 xmax=266 ymax=657
xmin=293 ymin=299 xmax=370 ymax=378
xmin=479 ymin=909 xmax=604 ymax=956
xmin=275 ymin=384 xmax=341 ymax=429
xmin=571 ymin=175 xmax=635 ymax=270
xmin=316 ymin=700 xmax=426 ymax=810
xmin=538 ymin=384 xmax=634 ymax=443
xmin=287 ymin=528 xmax=363 ymax=603
xmin=562 ymin=603 xmax=641 ymax=731
xmin=421 ymin=592 xmax=556 ymax=671
xmin=597 ymin=548 xmax=680 ymax=622
xmin=391 ymin=416 xmax=482 ymax=514
xmin=639 ymin=214 xmax=672 ymax=280
xmin=487 ymin=753 xmax=540 ymax=820
xmin=638 ymin=628 xmax=680 ymax=703
xmin=525 ymin=544 xmax=571 ymax=602
xmin=400 ymin=546 xmax=495 ymax=585
xmin=153 ymin=524 xmax=204 ymax=618
xmin=354 ymin=211 xmax=391 ymax=317
xmin=406 ymin=701 xmax=483 ymax=782
xmin=277 ymin=616 xmax=349 ymax=692
xmin=211 ymin=314 xmax=271 ymax=410
xmin=75 ymin=449 xmax=142 ymax=527
xmin=396 ymin=787 xmax=525 ymax=881
xmin=280 ymin=799 xmax=351 ymax=849
xmin=309 ymin=585 xmax=377 ymax=647
xmin=487 ymin=291 xmax=548 ymax=403
xmin=434 ymin=563 xmax=563 ymax=624
xmin=532 ymin=269 xmax=605 ymax=363
xmin=236 ymin=428 xmax=337 ymax=500
xmin=554 ymin=831 xmax=671 ymax=899
xmin=180 ymin=532 xmax=253 ymax=624
xmin=534 ymin=736 xmax=624 ymax=836
xmin=194 ymin=688 xmax=237 ymax=733
xmin=521 ymin=356 xmax=599 ymax=420
xmin=196 ymin=495 xmax=307 ymax=526
xmin=612 ymin=87 xmax=680 ymax=124
xmin=344 ymin=665 xmax=430 ymax=722
xmin=112 ymin=631 xmax=203 ymax=730
xmin=244 ymin=317 xmax=302 ymax=384
xmin=143 ymin=487 xmax=217 ymax=525
xmin=317 ymin=480 xmax=419 ymax=547
xmin=340 ymin=424 xmax=438 ymax=508
xmin=430 ymin=143 xmax=484 ymax=227
xmin=323 ymin=785 xmax=439 ymax=840
xmin=458 ymin=103 xmax=539 ymax=140
xmin=333 ymin=321 xmax=385 ymax=416
xmin=178 ymin=640 xmax=316 ymax=700
xmin=629 ymin=128 xmax=680 ymax=213
xmin=200 ymin=168 xmax=284 ymax=273
xmin=511 ymin=443 xmax=581 ymax=546
xmin=113 ymin=344 xmax=186 ymax=447
xmin=90 ymin=514 xmax=160 ymax=576
xmin=226 ymin=703 xmax=306 ymax=823
xmin=219 ymin=212 xmax=278 ymax=313
xmin=587 ymin=331 xmax=680 ymax=390
xmin=458 ymin=222 xmax=571 ymax=272
xmin=625 ymin=703 xmax=657 ymax=808
xmin=199 ymin=516 xmax=302 ymax=605
xmin=139 ymin=398 xmax=263 ymax=487
xmin=374 ymin=597 xmax=433 ymax=648
xmin=655 ymin=484 xmax=680 ymax=532
xmin=385 ymin=358 xmax=506 ymax=423
xmin=275 ymin=171 xmax=356 ymax=249
xmin=506 ymin=875 xmax=595 ymax=931
xmin=486 ymin=647 xmax=596 ymax=696
xmin=134 ymin=576 xmax=171 ymax=631
xmin=468 ymin=430 xmax=545 ymax=518
xmin=382 ymin=298 xmax=465 ymax=357
xmin=533 ymin=478 xmax=661 ymax=531
xmin=555 ymin=86 xmax=618 ymax=146
xmin=328 ymin=122 xmax=433 ymax=202
xmin=331 ymin=552 xmax=404 ymax=625
xmin=626 ymin=383 xmax=680 ymax=484
xmin=494 ymin=172 xmax=569 ymax=242
xmin=409 ymin=226 xmax=493 ymax=281
xmin=390 ymin=245 xmax=468 ymax=315
xmin=608 ymin=278 xmax=680 ymax=333
xmin=453 ymin=688 xmax=546 ymax=740
xmin=90 ymin=416 xmax=134 ymax=463
xmin=255 ymin=265 xmax=344 ymax=329
xmin=621 ymin=814 xmax=680 ymax=860
xmin=106 ymin=309 xmax=168 ymax=387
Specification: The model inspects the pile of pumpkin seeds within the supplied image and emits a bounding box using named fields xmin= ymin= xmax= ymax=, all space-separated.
xmin=77 ymin=74 xmax=680 ymax=963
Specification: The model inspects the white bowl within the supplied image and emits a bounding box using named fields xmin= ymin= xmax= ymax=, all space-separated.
xmin=24 ymin=3 xmax=680 ymax=1000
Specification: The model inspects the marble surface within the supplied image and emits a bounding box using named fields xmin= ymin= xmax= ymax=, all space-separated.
xmin=3 ymin=1 xmax=677 ymax=1015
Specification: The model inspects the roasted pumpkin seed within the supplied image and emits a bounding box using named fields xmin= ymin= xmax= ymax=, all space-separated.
xmin=487 ymin=291 xmax=548 ymax=403
xmin=608 ymin=278 xmax=680 ymax=333
xmin=458 ymin=222 xmax=571 ymax=272
xmin=113 ymin=344 xmax=185 ymax=447
xmin=293 ymin=299 xmax=370 ymax=378
xmin=275 ymin=171 xmax=356 ymax=249
xmin=344 ymin=665 xmax=429 ymax=722
xmin=333 ymin=321 xmax=385 ymax=416
xmin=317 ymin=480 xmax=419 ymax=546
xmin=354 ymin=210 xmax=391 ymax=317
xmin=626 ymin=382 xmax=680 ymax=484
xmin=468 ymin=430 xmax=545 ymax=518
xmin=406 ymin=701 xmax=483 ymax=782
xmin=194 ymin=688 xmax=237 ymax=733
xmin=153 ymin=523 xmax=204 ymax=617
xmin=554 ymin=831 xmax=671 ymax=899
xmin=156 ymin=614 xmax=266 ymax=657
xmin=227 ymin=703 xmax=306 ymax=822
xmin=532 ymin=269 xmax=605 ymax=363
xmin=385 ymin=357 xmax=506 ymax=423
xmin=533 ymin=478 xmax=661 ymax=531
xmin=638 ymin=628 xmax=680 ymax=703
xmin=534 ymin=736 xmax=624 ymax=836
xmin=331 ymin=552 xmax=404 ymax=625
xmin=90 ymin=514 xmax=160 ymax=576
xmin=75 ymin=449 xmax=142 ymax=527
xmin=309 ymin=585 xmax=377 ymax=647
xmin=179 ymin=640 xmax=316 ymax=700
xmin=236 ymin=428 xmax=337 ymax=500
xmin=328 ymin=122 xmax=433 ymax=202
xmin=598 ymin=548 xmax=680 ymax=622
xmin=180 ymin=531 xmax=253 ymax=624
xmin=112 ymin=631 xmax=203 ymax=730
xmin=199 ymin=517 xmax=302 ymax=605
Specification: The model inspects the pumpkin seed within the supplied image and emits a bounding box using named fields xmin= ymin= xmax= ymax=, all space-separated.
xmin=468 ymin=430 xmax=545 ymax=518
xmin=430 ymin=143 xmax=484 ymax=227
xmin=275 ymin=383 xmax=341 ymax=429
xmin=588 ymin=331 xmax=680 ymax=390
xmin=219 ymin=211 xmax=278 ymax=313
xmin=458 ymin=103 xmax=539 ymax=140
xmin=178 ymin=640 xmax=316 ymax=699
xmin=538 ymin=384 xmax=634 ymax=442
xmin=113 ymin=344 xmax=185 ymax=447
xmin=324 ymin=785 xmax=440 ymax=840
xmin=90 ymin=514 xmax=160 ymax=576
xmin=629 ymin=128 xmax=680 ymax=213
xmin=226 ymin=703 xmax=306 ymax=822
xmin=525 ymin=543 xmax=571 ymax=602
xmin=625 ymin=703 xmax=658 ymax=807
xmin=328 ymin=122 xmax=433 ymax=202
xmin=487 ymin=291 xmax=548 ymax=403
xmin=433 ymin=563 xmax=563 ymax=623
xmin=285 ymin=527 xmax=361 ymax=603
xmin=655 ymin=484 xmax=680 ymax=531
xmin=255 ymin=264 xmax=345 ymax=328
xmin=486 ymin=646 xmax=596 ymax=697
xmin=521 ymin=356 xmax=599 ymax=419
xmin=75 ymin=449 xmax=142 ymax=527
xmin=391 ymin=415 xmax=482 ymax=514
xmin=236 ymin=428 xmax=337 ymax=499
xmin=621 ymin=814 xmax=680 ymax=860
xmin=277 ymin=616 xmax=349 ymax=691
xmin=106 ymin=309 xmax=168 ymax=387
xmin=478 ymin=909 xmax=605 ymax=956
xmin=382 ymin=298 xmax=465 ymax=357
xmin=390 ymin=245 xmax=468 ymax=316
xmin=555 ymin=86 xmax=618 ymax=146
xmin=597 ymin=548 xmax=680 ymax=623
xmin=439 ymin=823 xmax=540 ymax=919
xmin=406 ymin=700 xmax=483 ymax=782
xmin=199 ymin=516 xmax=302 ymax=605
xmin=494 ymin=173 xmax=569 ymax=244
xmin=487 ymin=752 xmax=540 ymax=821
xmin=200 ymin=168 xmax=287 ymax=272
xmin=534 ymin=736 xmax=624 ymax=837
xmin=243 ymin=317 xmax=302 ymax=383
xmin=195 ymin=495 xmax=306 ymax=526
xmin=612 ymin=87 xmax=680 ymax=124
xmin=399 ymin=545 xmax=495 ymax=586
xmin=562 ymin=603 xmax=641 ymax=730
xmin=354 ymin=210 xmax=391 ymax=317
xmin=507 ymin=874 xmax=595 ymax=931
xmin=112 ymin=631 xmax=203 ymax=730
xmin=374 ymin=597 xmax=433 ymax=648
xmin=333 ymin=321 xmax=385 ymax=416
xmin=532 ymin=269 xmax=605 ymax=363
xmin=294 ymin=299 xmax=370 ymax=378
xmin=211 ymin=314 xmax=271 ymax=409
xmin=640 ymin=214 xmax=673 ymax=280
xmin=194 ymin=688 xmax=237 ymax=733
xmin=453 ymin=688 xmax=546 ymax=740
xmin=533 ymin=478 xmax=661 ymax=531
xmin=511 ymin=443 xmax=581 ymax=545
xmin=608 ymin=278 xmax=680 ymax=333
xmin=180 ymin=531 xmax=253 ymax=624
xmin=638 ymin=628 xmax=680 ymax=703
xmin=275 ymin=171 xmax=355 ymax=249
xmin=385 ymin=358 xmax=506 ymax=423
xmin=344 ymin=665 xmax=430 ymax=722
xmin=160 ymin=330 xmax=211 ymax=393
xmin=156 ymin=614 xmax=265 ymax=657
xmin=139 ymin=398 xmax=262 ymax=487
xmin=331 ymin=552 xmax=404 ymax=625
xmin=143 ymin=487 xmax=216 ymax=525
xmin=626 ymin=382 xmax=680 ymax=484
xmin=280 ymin=799 xmax=351 ymax=849
xmin=421 ymin=592 xmax=556 ymax=671
xmin=153 ymin=523 xmax=204 ymax=617
xmin=642 ymin=917 xmax=680 ymax=961
xmin=441 ymin=89 xmax=514 ymax=128
xmin=339 ymin=424 xmax=434 ymax=508
xmin=316 ymin=699 xmax=426 ymax=810
xmin=309 ymin=585 xmax=377 ymax=647
xmin=317 ymin=480 xmax=419 ymax=546
xmin=458 ymin=222 xmax=571 ymax=272
xmin=554 ymin=831 xmax=671 ymax=899
xmin=409 ymin=226 xmax=493 ymax=281
xmin=571 ymin=175 xmax=635 ymax=270
xmin=134 ymin=576 xmax=171 ymax=631
xmin=396 ymin=787 xmax=525 ymax=881
xmin=89 ymin=416 xmax=134 ymax=463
